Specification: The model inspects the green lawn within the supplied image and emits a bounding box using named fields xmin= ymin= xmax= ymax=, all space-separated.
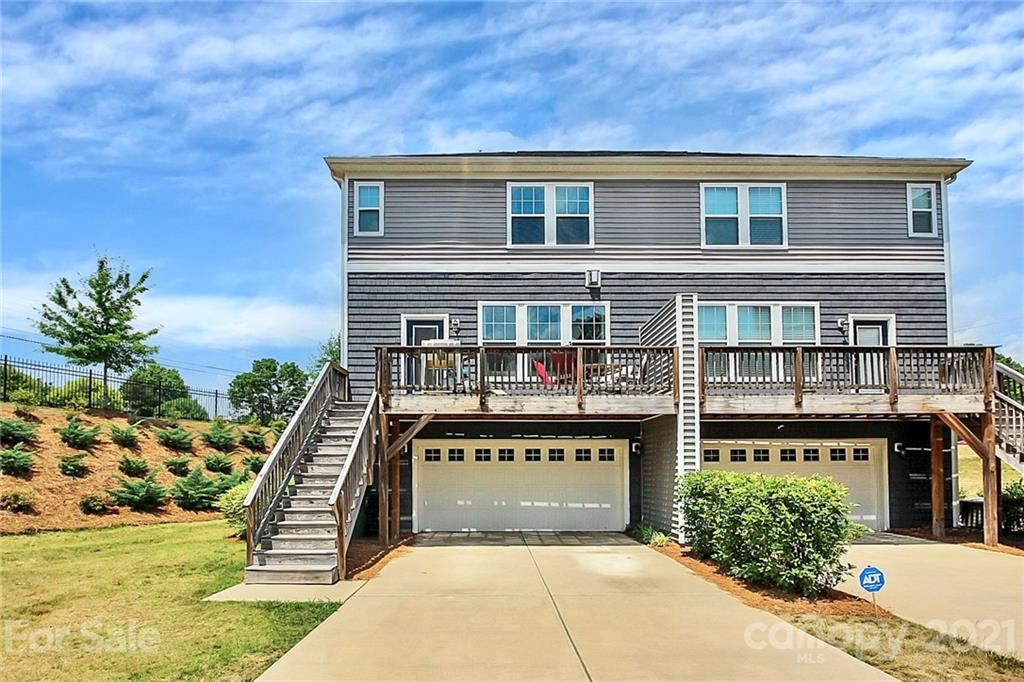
xmin=0 ymin=521 xmax=338 ymax=681
xmin=958 ymin=446 xmax=1023 ymax=498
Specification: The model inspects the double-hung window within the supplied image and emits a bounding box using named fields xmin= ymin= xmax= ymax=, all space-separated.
xmin=697 ymin=302 xmax=819 ymax=346
xmin=508 ymin=182 xmax=593 ymax=247
xmin=353 ymin=181 xmax=383 ymax=236
xmin=479 ymin=301 xmax=610 ymax=346
xmin=907 ymin=183 xmax=937 ymax=237
xmin=701 ymin=183 xmax=786 ymax=247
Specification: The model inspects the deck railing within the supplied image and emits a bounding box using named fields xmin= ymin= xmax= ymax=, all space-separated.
xmin=995 ymin=362 xmax=1024 ymax=459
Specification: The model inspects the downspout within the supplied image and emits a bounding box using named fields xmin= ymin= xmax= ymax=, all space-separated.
xmin=941 ymin=171 xmax=959 ymax=525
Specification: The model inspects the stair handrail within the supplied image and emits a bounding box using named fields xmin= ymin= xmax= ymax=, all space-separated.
xmin=996 ymin=361 xmax=1024 ymax=399
xmin=243 ymin=362 xmax=349 ymax=565
xmin=327 ymin=391 xmax=380 ymax=578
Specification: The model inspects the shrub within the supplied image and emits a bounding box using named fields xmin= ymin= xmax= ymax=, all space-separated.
xmin=56 ymin=417 xmax=102 ymax=449
xmin=123 ymin=363 xmax=188 ymax=416
xmin=50 ymin=378 xmax=124 ymax=410
xmin=241 ymin=454 xmax=266 ymax=474
xmin=118 ymin=455 xmax=150 ymax=478
xmin=158 ymin=397 xmax=209 ymax=421
xmin=216 ymin=481 xmax=253 ymax=536
xmin=163 ymin=455 xmax=192 ymax=477
xmin=213 ymin=469 xmax=250 ymax=495
xmin=59 ymin=452 xmax=90 ymax=478
xmin=0 ymin=444 xmax=34 ymax=476
xmin=11 ymin=388 xmax=38 ymax=415
xmin=203 ymin=452 xmax=234 ymax=474
xmin=0 ymin=490 xmax=35 ymax=513
xmin=1003 ymin=479 xmax=1024 ymax=532
xmin=171 ymin=466 xmax=222 ymax=511
xmin=109 ymin=423 xmax=140 ymax=448
xmin=79 ymin=494 xmax=113 ymax=515
xmin=268 ymin=419 xmax=287 ymax=437
xmin=106 ymin=474 xmax=168 ymax=511
xmin=679 ymin=470 xmax=862 ymax=597
xmin=626 ymin=523 xmax=670 ymax=547
xmin=202 ymin=420 xmax=237 ymax=452
xmin=240 ymin=429 xmax=268 ymax=452
xmin=0 ymin=418 xmax=37 ymax=446
xmin=155 ymin=426 xmax=193 ymax=451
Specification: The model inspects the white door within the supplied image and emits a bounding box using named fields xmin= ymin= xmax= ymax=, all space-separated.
xmin=701 ymin=439 xmax=888 ymax=530
xmin=413 ymin=438 xmax=629 ymax=532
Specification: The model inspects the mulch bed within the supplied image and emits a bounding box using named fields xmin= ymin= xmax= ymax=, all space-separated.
xmin=347 ymin=533 xmax=415 ymax=579
xmin=891 ymin=527 xmax=1024 ymax=557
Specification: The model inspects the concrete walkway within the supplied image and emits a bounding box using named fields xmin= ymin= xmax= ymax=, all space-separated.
xmin=841 ymin=534 xmax=1024 ymax=658
xmin=259 ymin=532 xmax=887 ymax=681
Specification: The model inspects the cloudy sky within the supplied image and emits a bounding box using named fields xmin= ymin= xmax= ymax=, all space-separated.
xmin=2 ymin=1 xmax=1022 ymax=389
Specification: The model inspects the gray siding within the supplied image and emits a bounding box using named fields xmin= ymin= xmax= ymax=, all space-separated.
xmin=638 ymin=297 xmax=678 ymax=346
xmin=641 ymin=414 xmax=678 ymax=533
xmin=348 ymin=272 xmax=948 ymax=397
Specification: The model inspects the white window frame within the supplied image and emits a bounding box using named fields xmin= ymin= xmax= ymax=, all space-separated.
xmin=353 ymin=181 xmax=384 ymax=237
xmin=700 ymin=182 xmax=788 ymax=249
xmin=696 ymin=301 xmax=820 ymax=345
xmin=847 ymin=314 xmax=898 ymax=346
xmin=506 ymin=181 xmax=595 ymax=248
xmin=906 ymin=183 xmax=938 ymax=238
xmin=477 ymin=301 xmax=611 ymax=346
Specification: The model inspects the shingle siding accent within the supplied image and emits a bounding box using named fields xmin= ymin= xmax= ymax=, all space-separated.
xmin=641 ymin=415 xmax=678 ymax=533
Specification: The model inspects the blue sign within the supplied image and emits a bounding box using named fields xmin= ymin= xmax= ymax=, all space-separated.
xmin=859 ymin=566 xmax=886 ymax=593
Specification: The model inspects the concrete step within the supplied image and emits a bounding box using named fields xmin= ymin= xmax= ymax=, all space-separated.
xmin=272 ymin=520 xmax=336 ymax=535
xmin=245 ymin=564 xmax=338 ymax=585
xmin=279 ymin=507 xmax=334 ymax=523
xmin=254 ymin=548 xmax=338 ymax=566
xmin=266 ymin=534 xmax=337 ymax=550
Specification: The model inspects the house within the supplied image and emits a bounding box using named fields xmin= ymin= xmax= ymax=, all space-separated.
xmin=242 ymin=151 xmax=1023 ymax=584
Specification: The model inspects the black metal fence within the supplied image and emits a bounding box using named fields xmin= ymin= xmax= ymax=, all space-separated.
xmin=1 ymin=355 xmax=232 ymax=420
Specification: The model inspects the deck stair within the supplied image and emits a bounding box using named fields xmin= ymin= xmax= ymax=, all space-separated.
xmin=995 ymin=362 xmax=1024 ymax=476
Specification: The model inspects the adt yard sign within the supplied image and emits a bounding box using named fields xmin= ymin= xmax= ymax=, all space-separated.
xmin=859 ymin=566 xmax=885 ymax=593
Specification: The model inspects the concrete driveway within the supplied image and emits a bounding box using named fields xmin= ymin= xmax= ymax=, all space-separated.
xmin=841 ymin=533 xmax=1024 ymax=658
xmin=260 ymin=532 xmax=887 ymax=681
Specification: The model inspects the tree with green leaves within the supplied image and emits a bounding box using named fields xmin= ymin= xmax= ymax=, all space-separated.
xmin=123 ymin=362 xmax=187 ymax=415
xmin=308 ymin=331 xmax=342 ymax=374
xmin=227 ymin=358 xmax=309 ymax=425
xmin=35 ymin=256 xmax=158 ymax=407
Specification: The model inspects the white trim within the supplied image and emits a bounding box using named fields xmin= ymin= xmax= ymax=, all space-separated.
xmin=340 ymin=173 xmax=350 ymax=367
xmin=353 ymin=181 xmax=385 ymax=236
xmin=906 ymin=182 xmax=938 ymax=238
xmin=346 ymin=259 xmax=947 ymax=274
xmin=476 ymin=300 xmax=611 ymax=346
xmin=700 ymin=182 xmax=788 ymax=249
xmin=506 ymin=181 xmax=595 ymax=248
xmin=940 ymin=177 xmax=954 ymax=344
xmin=695 ymin=300 xmax=821 ymax=345
xmin=400 ymin=313 xmax=451 ymax=345
xmin=847 ymin=314 xmax=898 ymax=346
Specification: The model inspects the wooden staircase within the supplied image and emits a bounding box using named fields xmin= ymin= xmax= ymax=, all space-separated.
xmin=995 ymin=362 xmax=1024 ymax=476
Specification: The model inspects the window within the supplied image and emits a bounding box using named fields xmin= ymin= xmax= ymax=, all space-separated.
xmin=527 ymin=306 xmax=561 ymax=342
xmin=703 ymin=448 xmax=720 ymax=462
xmin=498 ymin=448 xmax=515 ymax=462
xmin=572 ymin=305 xmax=607 ymax=342
xmin=525 ymin=448 xmax=541 ymax=462
xmin=782 ymin=306 xmax=817 ymax=343
xmin=907 ymin=184 xmax=937 ymax=237
xmin=780 ymin=448 xmax=797 ymax=462
xmin=447 ymin=448 xmax=465 ymax=462
xmin=424 ymin=448 xmax=441 ymax=462
xmin=701 ymin=183 xmax=787 ymax=247
xmin=803 ymin=448 xmax=820 ymax=462
xmin=508 ymin=183 xmax=593 ymax=247
xmin=598 ymin=447 xmax=615 ymax=462
xmin=753 ymin=448 xmax=770 ymax=463
xmin=737 ymin=306 xmax=772 ymax=343
xmin=730 ymin=448 xmax=747 ymax=462
xmin=575 ymin=448 xmax=592 ymax=462
xmin=698 ymin=306 xmax=727 ymax=343
xmin=482 ymin=305 xmax=517 ymax=342
xmin=475 ymin=448 xmax=492 ymax=462
xmin=830 ymin=447 xmax=847 ymax=462
xmin=478 ymin=302 xmax=610 ymax=347
xmin=853 ymin=447 xmax=870 ymax=462
xmin=697 ymin=302 xmax=819 ymax=345
xmin=353 ymin=181 xmax=383 ymax=236
xmin=548 ymin=448 xmax=565 ymax=462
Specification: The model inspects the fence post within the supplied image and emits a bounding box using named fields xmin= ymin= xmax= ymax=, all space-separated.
xmin=157 ymin=379 xmax=163 ymax=417
xmin=2 ymin=355 xmax=8 ymax=402
xmin=214 ymin=390 xmax=219 ymax=419
xmin=87 ymin=370 xmax=94 ymax=408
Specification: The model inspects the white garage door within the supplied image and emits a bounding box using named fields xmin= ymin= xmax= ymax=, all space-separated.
xmin=700 ymin=439 xmax=888 ymax=531
xmin=413 ymin=439 xmax=629 ymax=532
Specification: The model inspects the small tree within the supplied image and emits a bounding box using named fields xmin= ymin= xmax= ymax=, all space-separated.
xmin=308 ymin=332 xmax=342 ymax=374
xmin=228 ymin=359 xmax=308 ymax=426
xmin=35 ymin=256 xmax=158 ymax=407
xmin=123 ymin=363 xmax=187 ymax=415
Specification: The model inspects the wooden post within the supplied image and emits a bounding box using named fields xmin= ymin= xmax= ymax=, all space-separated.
xmin=477 ymin=348 xmax=487 ymax=412
xmin=698 ymin=349 xmax=706 ymax=407
xmin=983 ymin=347 xmax=995 ymax=411
xmin=995 ymin=457 xmax=1003 ymax=534
xmin=377 ymin=414 xmax=390 ymax=546
xmin=930 ymin=416 xmax=945 ymax=538
xmin=672 ymin=347 xmax=681 ymax=406
xmin=336 ymin=491 xmax=347 ymax=579
xmin=981 ymin=411 xmax=999 ymax=546
xmin=888 ymin=347 xmax=899 ymax=406
xmin=245 ymin=506 xmax=255 ymax=564
xmin=390 ymin=418 xmax=401 ymax=544
xmin=793 ymin=347 xmax=804 ymax=408
xmin=576 ymin=346 xmax=585 ymax=411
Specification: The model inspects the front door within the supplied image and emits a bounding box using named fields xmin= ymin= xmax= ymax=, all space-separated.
xmin=852 ymin=321 xmax=888 ymax=388
xmin=404 ymin=318 xmax=446 ymax=386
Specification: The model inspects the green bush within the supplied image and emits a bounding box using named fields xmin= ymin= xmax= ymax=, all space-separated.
xmin=123 ymin=363 xmax=188 ymax=416
xmin=216 ymin=481 xmax=253 ymax=536
xmin=56 ymin=417 xmax=102 ymax=449
xmin=79 ymin=494 xmax=113 ymax=515
xmin=626 ymin=523 xmax=670 ymax=547
xmin=106 ymin=473 xmax=168 ymax=511
xmin=155 ymin=426 xmax=193 ymax=451
xmin=202 ymin=420 xmax=237 ymax=452
xmin=241 ymin=454 xmax=266 ymax=474
xmin=0 ymin=444 xmax=34 ymax=477
xmin=679 ymin=470 xmax=863 ymax=597
xmin=0 ymin=490 xmax=35 ymax=513
xmin=213 ymin=469 xmax=250 ymax=496
xmin=0 ymin=418 xmax=37 ymax=446
xmin=158 ymin=397 xmax=209 ymax=421
xmin=240 ymin=429 xmax=267 ymax=452
xmin=1003 ymin=479 xmax=1024 ymax=532
xmin=163 ymin=455 xmax=192 ymax=477
xmin=11 ymin=388 xmax=38 ymax=415
xmin=50 ymin=378 xmax=124 ymax=410
xmin=171 ymin=466 xmax=222 ymax=511
xmin=59 ymin=452 xmax=90 ymax=478
xmin=268 ymin=419 xmax=287 ymax=437
xmin=109 ymin=423 xmax=140 ymax=448
xmin=118 ymin=455 xmax=150 ymax=478
xmin=203 ymin=452 xmax=234 ymax=474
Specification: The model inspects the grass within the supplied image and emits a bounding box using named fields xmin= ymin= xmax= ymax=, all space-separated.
xmin=0 ymin=520 xmax=338 ymax=681
xmin=958 ymin=445 xmax=1022 ymax=498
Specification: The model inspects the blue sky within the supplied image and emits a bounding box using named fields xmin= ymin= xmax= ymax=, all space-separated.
xmin=2 ymin=1 xmax=1022 ymax=390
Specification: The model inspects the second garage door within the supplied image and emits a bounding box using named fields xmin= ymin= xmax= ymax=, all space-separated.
xmin=413 ymin=438 xmax=629 ymax=532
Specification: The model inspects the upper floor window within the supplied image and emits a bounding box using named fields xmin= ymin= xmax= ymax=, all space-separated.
xmin=697 ymin=302 xmax=819 ymax=345
xmin=354 ymin=181 xmax=384 ymax=236
xmin=907 ymin=183 xmax=937 ymax=237
xmin=701 ymin=183 xmax=787 ymax=247
xmin=508 ymin=182 xmax=593 ymax=247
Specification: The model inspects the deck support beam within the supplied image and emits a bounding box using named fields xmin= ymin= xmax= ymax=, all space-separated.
xmin=930 ymin=416 xmax=945 ymax=538
xmin=377 ymin=414 xmax=390 ymax=547
xmin=390 ymin=418 xmax=401 ymax=545
xmin=938 ymin=412 xmax=999 ymax=547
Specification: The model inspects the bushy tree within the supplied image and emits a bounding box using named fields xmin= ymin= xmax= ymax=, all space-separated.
xmin=228 ymin=359 xmax=308 ymax=426
xmin=158 ymin=397 xmax=209 ymax=421
xmin=308 ymin=332 xmax=342 ymax=374
xmin=35 ymin=256 xmax=159 ymax=407
xmin=123 ymin=363 xmax=187 ymax=415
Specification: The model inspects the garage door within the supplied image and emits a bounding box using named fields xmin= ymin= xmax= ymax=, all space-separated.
xmin=413 ymin=439 xmax=629 ymax=532
xmin=700 ymin=439 xmax=888 ymax=531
